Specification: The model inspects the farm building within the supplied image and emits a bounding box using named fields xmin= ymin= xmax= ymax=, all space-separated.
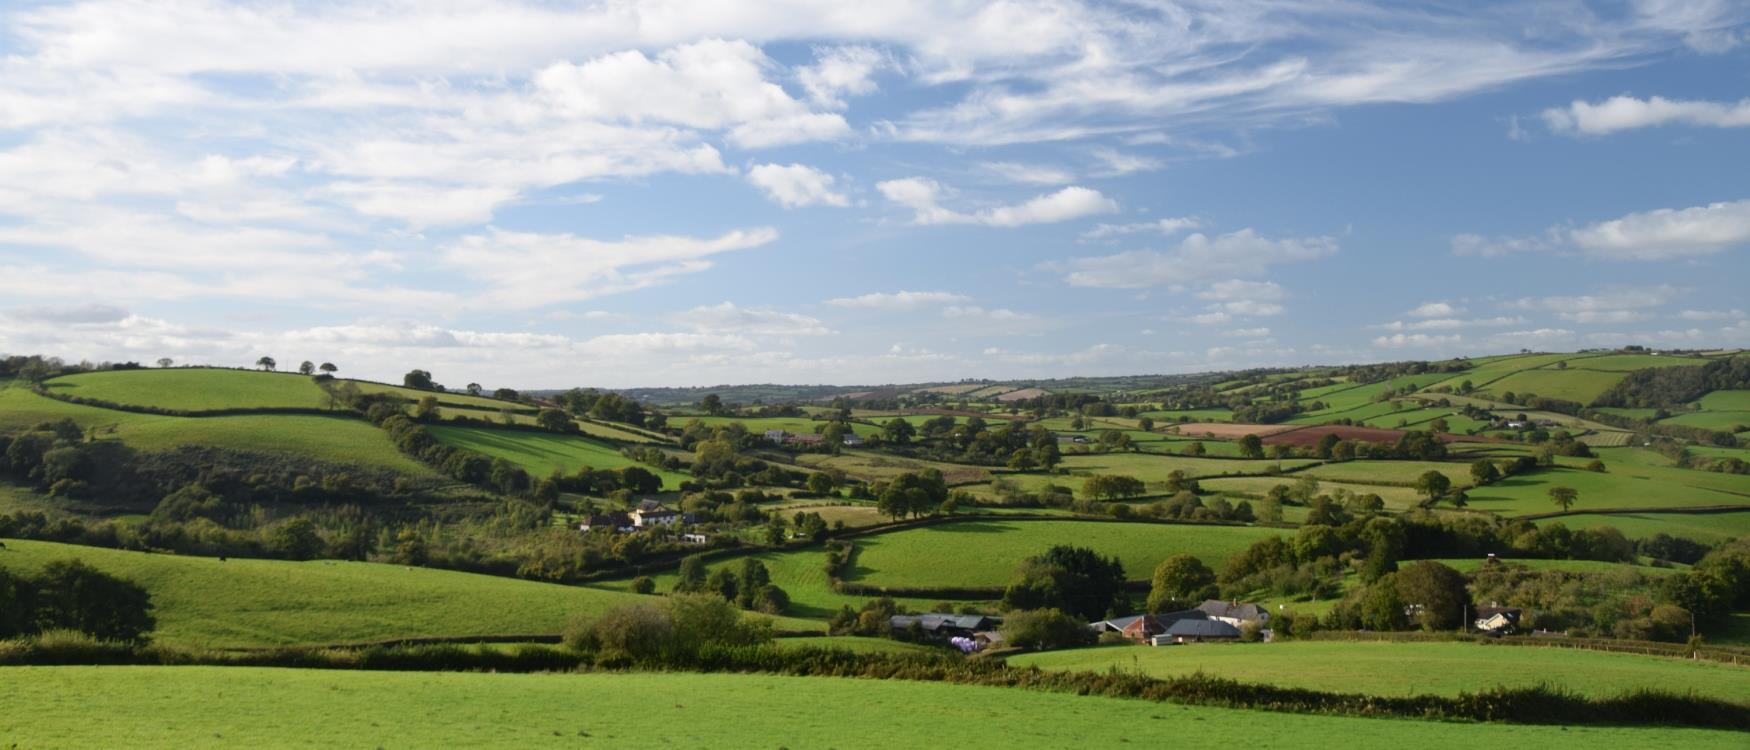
xmin=1473 ymin=607 xmax=1522 ymax=636
xmin=1156 ymin=619 xmax=1243 ymax=644
xmin=889 ymin=614 xmax=1002 ymax=640
xmin=1091 ymin=610 xmax=1210 ymax=641
xmin=1197 ymin=600 xmax=1270 ymax=626
xmin=578 ymin=512 xmax=634 ymax=533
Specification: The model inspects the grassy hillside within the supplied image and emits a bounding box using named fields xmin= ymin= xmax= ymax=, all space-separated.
xmin=843 ymin=520 xmax=1281 ymax=589
xmin=345 ymin=380 xmax=526 ymax=410
xmin=1009 ymin=641 xmax=1750 ymax=700
xmin=428 ymin=424 xmax=688 ymax=487
xmin=8 ymin=667 xmax=1738 ymax=749
xmin=1536 ymin=511 xmax=1750 ymax=544
xmin=0 ymin=539 xmax=824 ymax=647
xmin=43 ymin=368 xmax=332 ymax=411
xmin=1478 ymin=368 xmax=1624 ymax=405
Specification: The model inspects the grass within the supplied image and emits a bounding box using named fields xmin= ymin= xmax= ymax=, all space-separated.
xmin=42 ymin=368 xmax=334 ymax=411
xmin=686 ymin=415 xmax=882 ymax=437
xmin=1697 ymin=390 xmax=1750 ymax=411
xmin=1576 ymin=353 xmax=1713 ymax=371
xmin=1058 ymin=453 xmax=1320 ymax=484
xmin=1300 ymin=460 xmax=1472 ymax=487
xmin=1659 ymin=410 xmax=1750 ymax=433
xmin=1477 ymin=368 xmax=1627 ymax=405
xmin=0 ymin=539 xmax=827 ymax=647
xmin=1008 ymin=641 xmax=1750 ymax=701
xmin=428 ymin=424 xmax=688 ymax=488
xmin=343 ymin=380 xmax=525 ymax=410
xmin=1197 ymin=476 xmax=1425 ymax=508
xmin=594 ymin=545 xmax=949 ymax=619
xmin=0 ymin=385 xmax=433 ymax=475
xmin=1465 ymin=458 xmax=1750 ymax=516
xmin=774 ymin=635 xmax=937 ymax=654
xmin=9 ymin=667 xmax=1741 ymax=748
xmin=842 ymin=520 xmax=1282 ymax=589
xmin=793 ymin=451 xmax=991 ymax=485
xmin=1534 ymin=511 xmax=1750 ymax=544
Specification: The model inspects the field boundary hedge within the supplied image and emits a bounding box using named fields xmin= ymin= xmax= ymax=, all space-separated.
xmin=1300 ymin=630 xmax=1750 ymax=666
xmin=1516 ymin=504 xmax=1750 ymax=521
xmin=29 ymin=385 xmax=361 ymax=419
xmin=3 ymin=636 xmax=1746 ymax=730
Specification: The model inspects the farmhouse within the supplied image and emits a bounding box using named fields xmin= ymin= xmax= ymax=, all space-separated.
xmin=1056 ymin=434 xmax=1089 ymax=444
xmin=1473 ymin=606 xmax=1523 ymax=635
xmin=578 ymin=511 xmax=634 ymax=533
xmin=763 ymin=429 xmax=788 ymax=444
xmin=841 ymin=434 xmax=864 ymax=447
xmin=889 ymin=614 xmax=1002 ymax=640
xmin=1091 ymin=609 xmax=1209 ymax=641
xmin=1157 ymin=619 xmax=1242 ymax=644
xmin=1197 ymin=600 xmax=1270 ymax=626
xmin=631 ymin=501 xmax=680 ymax=528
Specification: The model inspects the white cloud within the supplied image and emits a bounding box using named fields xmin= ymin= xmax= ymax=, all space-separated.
xmin=1224 ymin=327 xmax=1271 ymax=338
xmin=673 ymin=302 xmax=833 ymax=336
xmin=3 ymin=303 xmax=130 ymax=324
xmin=1189 ymin=312 xmax=1230 ymax=325
xmin=1408 ymin=301 xmax=1462 ymax=318
xmin=941 ymin=305 xmax=1046 ymax=335
xmin=1080 ymin=216 xmax=1201 ymax=241
xmin=1509 ymin=286 xmax=1678 ymax=324
xmin=878 ymin=178 xmax=1118 ymax=227
xmin=1372 ymin=316 xmax=1524 ymax=332
xmin=1088 ymin=147 xmax=1161 ymax=176
xmin=1372 ymin=333 xmax=1464 ymax=349
xmin=979 ymin=162 xmax=1074 ymax=185
xmin=438 ymin=227 xmax=778 ymax=310
xmin=1060 ymin=229 xmax=1336 ymax=288
xmin=824 ymin=290 xmax=971 ymax=310
xmin=1454 ymin=199 xmax=1750 ymax=261
xmin=798 ymin=45 xmax=888 ymax=109
xmin=1542 ymin=95 xmax=1750 ymax=136
xmin=745 ymin=163 xmax=849 ymax=208
xmin=1486 ymin=328 xmax=1577 ymax=350
xmin=1678 ymin=309 xmax=1745 ymax=321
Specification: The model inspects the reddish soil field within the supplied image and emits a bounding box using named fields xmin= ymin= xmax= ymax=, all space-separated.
xmin=995 ymin=387 xmax=1049 ymax=402
xmin=1166 ymin=422 xmax=1297 ymax=439
xmin=1261 ymin=425 xmax=1480 ymax=447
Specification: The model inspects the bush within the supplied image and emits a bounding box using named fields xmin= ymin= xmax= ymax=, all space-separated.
xmin=1001 ymin=608 xmax=1095 ymax=651
xmin=630 ymin=576 xmax=656 ymax=595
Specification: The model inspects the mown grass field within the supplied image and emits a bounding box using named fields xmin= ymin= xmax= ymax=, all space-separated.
xmin=344 ymin=380 xmax=524 ymax=410
xmin=43 ymin=368 xmax=332 ymax=411
xmin=686 ymin=415 xmax=882 ymax=437
xmin=1477 ymin=368 xmax=1626 ymax=405
xmin=1299 ymin=460 xmax=1471 ymax=487
xmin=594 ymin=545 xmax=947 ymax=619
xmin=1696 ymin=390 xmax=1750 ymax=411
xmin=1465 ymin=461 xmax=1750 ymax=516
xmin=794 ymin=451 xmax=991 ymax=485
xmin=1659 ymin=410 xmax=1750 ymax=433
xmin=427 ymin=425 xmax=688 ymax=487
xmin=1059 ymin=453 xmax=1319 ymax=483
xmin=0 ymin=385 xmax=433 ymax=475
xmin=0 ymin=539 xmax=827 ymax=647
xmin=1008 ymin=641 xmax=1750 ymax=701
xmin=843 ymin=520 xmax=1281 ymax=589
xmin=7 ymin=667 xmax=1736 ymax=749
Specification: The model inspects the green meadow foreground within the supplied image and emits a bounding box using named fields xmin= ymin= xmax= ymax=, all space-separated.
xmin=2 ymin=666 xmax=1743 ymax=749
xmin=0 ymin=540 xmax=815 ymax=647
xmin=1009 ymin=641 xmax=1750 ymax=700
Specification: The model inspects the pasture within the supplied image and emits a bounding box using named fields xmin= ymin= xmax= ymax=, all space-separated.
xmin=1196 ymin=476 xmax=1426 ymax=508
xmin=427 ymin=425 xmax=688 ymax=487
xmin=1696 ymin=390 xmax=1750 ymax=411
xmin=0 ymin=539 xmax=819 ymax=647
xmin=1477 ymin=368 xmax=1625 ymax=405
xmin=1008 ymin=641 xmax=1750 ymax=701
xmin=1577 ymin=353 xmax=1712 ymax=371
xmin=1299 ymin=460 xmax=1472 ymax=487
xmin=6 ymin=667 xmax=1734 ymax=749
xmin=43 ymin=368 xmax=332 ymax=411
xmin=1659 ymin=411 xmax=1750 ymax=433
xmin=343 ymin=380 xmax=524 ymax=410
xmin=1058 ymin=453 xmax=1319 ymax=483
xmin=841 ymin=520 xmax=1282 ymax=589
xmin=794 ymin=451 xmax=991 ymax=485
xmin=1535 ymin=511 xmax=1750 ymax=544
xmin=1464 ymin=462 xmax=1750 ymax=516
xmin=594 ymin=545 xmax=945 ymax=618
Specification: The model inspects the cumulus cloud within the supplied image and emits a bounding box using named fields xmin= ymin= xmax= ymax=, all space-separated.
xmin=1508 ymin=286 xmax=1678 ymax=324
xmin=797 ymin=45 xmax=888 ymax=108
xmin=745 ymin=163 xmax=849 ymax=208
xmin=1408 ymin=302 xmax=1462 ymax=318
xmin=1454 ymin=199 xmax=1750 ymax=261
xmin=3 ymin=303 xmax=130 ymax=324
xmin=1372 ymin=316 xmax=1524 ymax=332
xmin=438 ymin=227 xmax=778 ymax=310
xmin=672 ymin=302 xmax=833 ymax=336
xmin=1542 ymin=95 xmax=1750 ymax=136
xmin=1080 ymin=216 xmax=1201 ymax=241
xmin=1372 ymin=333 xmax=1463 ymax=349
xmin=978 ymin=162 xmax=1074 ymax=185
xmin=1060 ymin=230 xmax=1336 ymax=288
xmin=878 ymin=178 xmax=1117 ymax=227
xmin=823 ymin=290 xmax=971 ymax=310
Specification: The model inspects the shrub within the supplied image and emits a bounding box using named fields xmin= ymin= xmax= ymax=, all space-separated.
xmin=1001 ymin=608 xmax=1095 ymax=651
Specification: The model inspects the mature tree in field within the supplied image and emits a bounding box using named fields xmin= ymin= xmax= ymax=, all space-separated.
xmin=1238 ymin=434 xmax=1265 ymax=459
xmin=1549 ymin=485 xmax=1578 ymax=513
xmin=1290 ymin=475 xmax=1321 ymax=504
xmin=1316 ymin=432 xmax=1340 ymax=459
xmin=1182 ymin=441 xmax=1206 ymax=457
xmin=536 ymin=408 xmax=572 ymax=433
xmin=1000 ymin=608 xmax=1095 ymax=650
xmin=1470 ymin=459 xmax=1501 ymax=486
xmin=1007 ymin=447 xmax=1037 ymax=471
xmin=466 ymin=382 xmax=483 ymax=396
xmin=1033 ymin=439 xmax=1062 ymax=470
xmin=1413 ymin=470 xmax=1451 ymax=502
xmin=255 ymin=356 xmax=276 ymax=371
xmin=699 ymin=394 xmax=724 ymax=415
xmin=876 ymin=471 xmax=945 ymax=520
xmin=1393 ymin=560 xmax=1469 ymax=631
xmin=1429 ymin=417 xmax=1450 ymax=433
xmin=270 ymin=517 xmax=323 ymax=561
xmin=1147 ymin=554 xmax=1216 ymax=613
xmin=1069 ymin=415 xmax=1085 ymax=430
xmin=493 ymin=387 xmax=518 ymax=401
xmin=298 ymin=361 xmax=315 ymax=375
xmin=1331 ymin=439 xmax=1356 ymax=461
xmin=881 ymin=417 xmax=916 ymax=445
xmin=705 ymin=567 xmax=740 ymax=602
xmin=155 ymin=358 xmax=173 ymax=368
xmin=1002 ymin=545 xmax=1127 ymax=621
xmin=1098 ymin=429 xmax=1133 ymax=453
xmin=1163 ymin=469 xmax=1198 ymax=494
xmin=675 ymin=554 xmax=708 ymax=593
xmin=806 ymin=472 xmax=835 ymax=496
xmin=28 ymin=560 xmax=155 ymax=643
xmin=1138 ymin=416 xmax=1154 ymax=431
xmin=319 ymin=362 xmax=338 ymax=374
xmin=403 ymin=369 xmax=436 ymax=390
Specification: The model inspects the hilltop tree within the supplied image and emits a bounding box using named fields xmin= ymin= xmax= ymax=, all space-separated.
xmin=155 ymin=358 xmax=173 ymax=368
xmin=1238 ymin=434 xmax=1265 ymax=459
xmin=1413 ymin=471 xmax=1452 ymax=502
xmin=466 ymin=382 xmax=483 ymax=396
xmin=1549 ymin=485 xmax=1578 ymax=513
xmin=319 ymin=362 xmax=338 ymax=374
xmin=298 ymin=361 xmax=315 ymax=375
xmin=403 ymin=369 xmax=436 ymax=390
xmin=493 ymin=387 xmax=518 ymax=401
xmin=255 ymin=356 xmax=276 ymax=371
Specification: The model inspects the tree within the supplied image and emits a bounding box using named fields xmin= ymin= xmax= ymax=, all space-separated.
xmin=1413 ymin=470 xmax=1451 ymax=502
xmin=155 ymin=358 xmax=173 ymax=368
xmin=806 ymin=472 xmax=835 ymax=496
xmin=28 ymin=560 xmax=156 ymax=643
xmin=675 ymin=554 xmax=708 ymax=593
xmin=298 ymin=361 xmax=316 ymax=375
xmin=403 ymin=369 xmax=435 ymax=390
xmin=1006 ymin=447 xmax=1037 ymax=471
xmin=270 ymin=517 xmax=323 ymax=561
xmin=881 ymin=418 xmax=916 ymax=445
xmin=1549 ymin=485 xmax=1578 ymax=512
xmin=1393 ymin=561 xmax=1469 ymax=631
xmin=630 ymin=576 xmax=656 ymax=595
xmin=1429 ymin=417 xmax=1450 ymax=433
xmin=1002 ymin=545 xmax=1127 ymax=621
xmin=1238 ymin=434 xmax=1265 ymax=459
xmin=704 ymin=568 xmax=740 ymax=602
xmin=1147 ymin=554 xmax=1215 ymax=613
xmin=536 ymin=408 xmax=572 ymax=433
xmin=1469 ymin=459 xmax=1500 ymax=486
xmin=1000 ymin=608 xmax=1096 ymax=650
xmin=415 ymin=395 xmax=441 ymax=421
xmin=255 ymin=356 xmax=276 ymax=371
xmin=1137 ymin=416 xmax=1154 ymax=431
xmin=319 ymin=362 xmax=338 ymax=374
xmin=466 ymin=382 xmax=483 ymax=396
xmin=699 ymin=394 xmax=724 ymax=415
xmin=1182 ymin=441 xmax=1206 ymax=457
xmin=493 ymin=387 xmax=518 ymax=401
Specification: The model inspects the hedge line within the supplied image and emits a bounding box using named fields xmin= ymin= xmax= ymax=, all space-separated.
xmin=29 ymin=387 xmax=358 ymax=419
xmin=2 ymin=635 xmax=1745 ymax=730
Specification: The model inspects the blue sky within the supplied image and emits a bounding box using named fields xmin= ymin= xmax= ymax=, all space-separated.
xmin=0 ymin=0 xmax=1747 ymax=388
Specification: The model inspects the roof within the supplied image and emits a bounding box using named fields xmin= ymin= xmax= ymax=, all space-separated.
xmin=890 ymin=614 xmax=1000 ymax=631
xmin=1198 ymin=600 xmax=1268 ymax=620
xmin=1166 ymin=619 xmax=1242 ymax=638
xmin=1096 ymin=609 xmax=1208 ymax=634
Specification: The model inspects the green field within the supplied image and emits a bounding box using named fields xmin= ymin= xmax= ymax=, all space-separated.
xmin=1697 ymin=390 xmax=1750 ymax=411
xmin=1477 ymin=368 xmax=1626 ymax=405
xmin=687 ymin=415 xmax=881 ymax=437
xmin=428 ymin=425 xmax=688 ymax=487
xmin=1426 ymin=352 xmax=1591 ymax=392
xmin=1139 ymin=408 xmax=1235 ymax=422
xmin=1197 ymin=476 xmax=1425 ymax=508
xmin=43 ymin=369 xmax=332 ymax=412
xmin=1659 ymin=411 xmax=1750 ymax=433
xmin=595 ymin=544 xmax=946 ymax=619
xmin=0 ymin=386 xmax=433 ymax=475
xmin=843 ymin=520 xmax=1282 ymax=589
xmin=1577 ymin=354 xmax=1713 ymax=371
xmin=0 ymin=539 xmax=825 ymax=647
xmin=1059 ymin=453 xmax=1319 ymax=483
xmin=1300 ymin=460 xmax=1472 ymax=487
xmin=794 ymin=451 xmax=991 ymax=485
xmin=6 ymin=667 xmax=1734 ymax=749
xmin=344 ymin=380 xmax=525 ymax=410
xmin=1009 ymin=641 xmax=1750 ymax=700
xmin=1535 ymin=511 xmax=1750 ymax=544
xmin=1465 ymin=459 xmax=1750 ymax=516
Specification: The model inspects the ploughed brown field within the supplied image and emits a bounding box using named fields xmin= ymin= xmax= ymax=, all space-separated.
xmin=1166 ymin=422 xmax=1299 ymax=439
xmin=1261 ymin=424 xmax=1477 ymax=447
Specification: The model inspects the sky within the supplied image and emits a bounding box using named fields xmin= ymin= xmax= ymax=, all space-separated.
xmin=0 ymin=0 xmax=1747 ymax=389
